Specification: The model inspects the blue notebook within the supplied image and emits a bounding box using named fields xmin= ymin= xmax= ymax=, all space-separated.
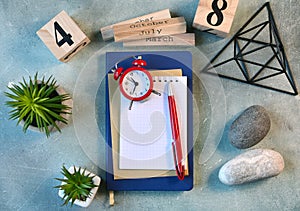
xmin=105 ymin=51 xmax=193 ymax=191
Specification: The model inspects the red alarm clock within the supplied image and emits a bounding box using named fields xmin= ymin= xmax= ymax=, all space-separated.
xmin=113 ymin=56 xmax=160 ymax=109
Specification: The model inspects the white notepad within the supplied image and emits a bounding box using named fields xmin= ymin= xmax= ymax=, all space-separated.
xmin=119 ymin=76 xmax=187 ymax=170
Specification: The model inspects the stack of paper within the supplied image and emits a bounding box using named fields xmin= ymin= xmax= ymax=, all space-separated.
xmin=108 ymin=70 xmax=189 ymax=179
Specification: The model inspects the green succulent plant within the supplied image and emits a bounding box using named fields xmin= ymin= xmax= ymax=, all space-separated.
xmin=4 ymin=73 xmax=71 ymax=137
xmin=55 ymin=166 xmax=98 ymax=206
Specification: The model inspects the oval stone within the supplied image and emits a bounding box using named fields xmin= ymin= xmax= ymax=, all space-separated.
xmin=229 ymin=105 xmax=271 ymax=149
xmin=218 ymin=149 xmax=284 ymax=185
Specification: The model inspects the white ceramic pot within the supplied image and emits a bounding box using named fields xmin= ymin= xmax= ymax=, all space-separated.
xmin=58 ymin=166 xmax=101 ymax=208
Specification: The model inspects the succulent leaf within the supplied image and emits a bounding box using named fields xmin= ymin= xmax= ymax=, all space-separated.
xmin=55 ymin=166 xmax=98 ymax=206
xmin=4 ymin=73 xmax=71 ymax=137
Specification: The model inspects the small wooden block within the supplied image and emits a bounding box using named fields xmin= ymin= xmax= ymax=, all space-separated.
xmin=36 ymin=10 xmax=90 ymax=62
xmin=113 ymin=17 xmax=186 ymax=42
xmin=193 ymin=0 xmax=239 ymax=37
xmin=101 ymin=9 xmax=171 ymax=41
xmin=123 ymin=33 xmax=195 ymax=47
xmin=109 ymin=191 xmax=114 ymax=206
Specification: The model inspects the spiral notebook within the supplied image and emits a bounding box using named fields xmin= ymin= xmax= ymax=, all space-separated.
xmin=105 ymin=51 xmax=193 ymax=191
xmin=119 ymin=76 xmax=187 ymax=170
xmin=108 ymin=69 xmax=189 ymax=179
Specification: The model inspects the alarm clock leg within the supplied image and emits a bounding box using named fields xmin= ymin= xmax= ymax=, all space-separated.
xmin=129 ymin=100 xmax=134 ymax=110
xmin=152 ymin=90 xmax=161 ymax=96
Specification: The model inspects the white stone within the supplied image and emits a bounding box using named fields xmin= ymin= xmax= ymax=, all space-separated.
xmin=218 ymin=149 xmax=284 ymax=185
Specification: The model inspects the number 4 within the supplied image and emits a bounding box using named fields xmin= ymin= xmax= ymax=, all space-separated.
xmin=54 ymin=21 xmax=74 ymax=47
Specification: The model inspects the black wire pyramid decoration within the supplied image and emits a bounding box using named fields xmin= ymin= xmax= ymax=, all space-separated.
xmin=202 ymin=2 xmax=298 ymax=95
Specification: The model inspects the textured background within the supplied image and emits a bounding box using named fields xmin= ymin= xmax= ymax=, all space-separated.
xmin=1 ymin=0 xmax=300 ymax=210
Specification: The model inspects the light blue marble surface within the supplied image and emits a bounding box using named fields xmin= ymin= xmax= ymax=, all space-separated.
xmin=1 ymin=0 xmax=300 ymax=210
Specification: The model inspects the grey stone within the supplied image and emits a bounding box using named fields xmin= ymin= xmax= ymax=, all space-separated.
xmin=218 ymin=149 xmax=284 ymax=185
xmin=229 ymin=105 xmax=271 ymax=149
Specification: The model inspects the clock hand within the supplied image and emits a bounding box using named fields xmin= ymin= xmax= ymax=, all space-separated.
xmin=130 ymin=77 xmax=136 ymax=83
xmin=132 ymin=82 xmax=137 ymax=94
xmin=126 ymin=77 xmax=135 ymax=84
xmin=130 ymin=77 xmax=139 ymax=94
xmin=127 ymin=77 xmax=140 ymax=91
xmin=129 ymin=80 xmax=138 ymax=110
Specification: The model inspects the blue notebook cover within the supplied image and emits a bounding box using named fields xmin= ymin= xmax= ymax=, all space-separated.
xmin=105 ymin=51 xmax=193 ymax=191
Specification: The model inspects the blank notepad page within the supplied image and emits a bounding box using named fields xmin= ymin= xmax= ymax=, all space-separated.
xmin=119 ymin=76 xmax=187 ymax=170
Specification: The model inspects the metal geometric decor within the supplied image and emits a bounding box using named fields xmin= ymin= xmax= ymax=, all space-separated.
xmin=202 ymin=2 xmax=298 ymax=95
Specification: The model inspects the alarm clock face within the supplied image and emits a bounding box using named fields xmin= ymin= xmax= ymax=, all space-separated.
xmin=119 ymin=67 xmax=153 ymax=101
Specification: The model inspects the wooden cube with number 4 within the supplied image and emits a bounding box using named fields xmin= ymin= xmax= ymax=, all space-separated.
xmin=37 ymin=10 xmax=90 ymax=62
xmin=193 ymin=0 xmax=239 ymax=37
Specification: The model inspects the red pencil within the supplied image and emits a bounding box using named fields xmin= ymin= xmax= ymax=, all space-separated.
xmin=168 ymin=82 xmax=185 ymax=180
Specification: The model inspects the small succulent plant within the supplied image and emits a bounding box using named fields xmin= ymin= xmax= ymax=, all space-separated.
xmin=4 ymin=73 xmax=71 ymax=137
xmin=55 ymin=166 xmax=98 ymax=206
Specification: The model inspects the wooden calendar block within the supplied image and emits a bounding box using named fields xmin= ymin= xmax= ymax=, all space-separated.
xmin=100 ymin=9 xmax=171 ymax=41
xmin=36 ymin=10 xmax=90 ymax=62
xmin=123 ymin=33 xmax=195 ymax=47
xmin=193 ymin=0 xmax=239 ymax=37
xmin=113 ymin=17 xmax=186 ymax=42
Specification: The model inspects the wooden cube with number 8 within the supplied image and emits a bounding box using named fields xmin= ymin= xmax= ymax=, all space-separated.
xmin=37 ymin=10 xmax=90 ymax=62
xmin=193 ymin=0 xmax=239 ymax=37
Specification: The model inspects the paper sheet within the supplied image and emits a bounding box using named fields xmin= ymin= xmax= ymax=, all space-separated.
xmin=108 ymin=69 xmax=189 ymax=179
xmin=119 ymin=76 xmax=187 ymax=170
